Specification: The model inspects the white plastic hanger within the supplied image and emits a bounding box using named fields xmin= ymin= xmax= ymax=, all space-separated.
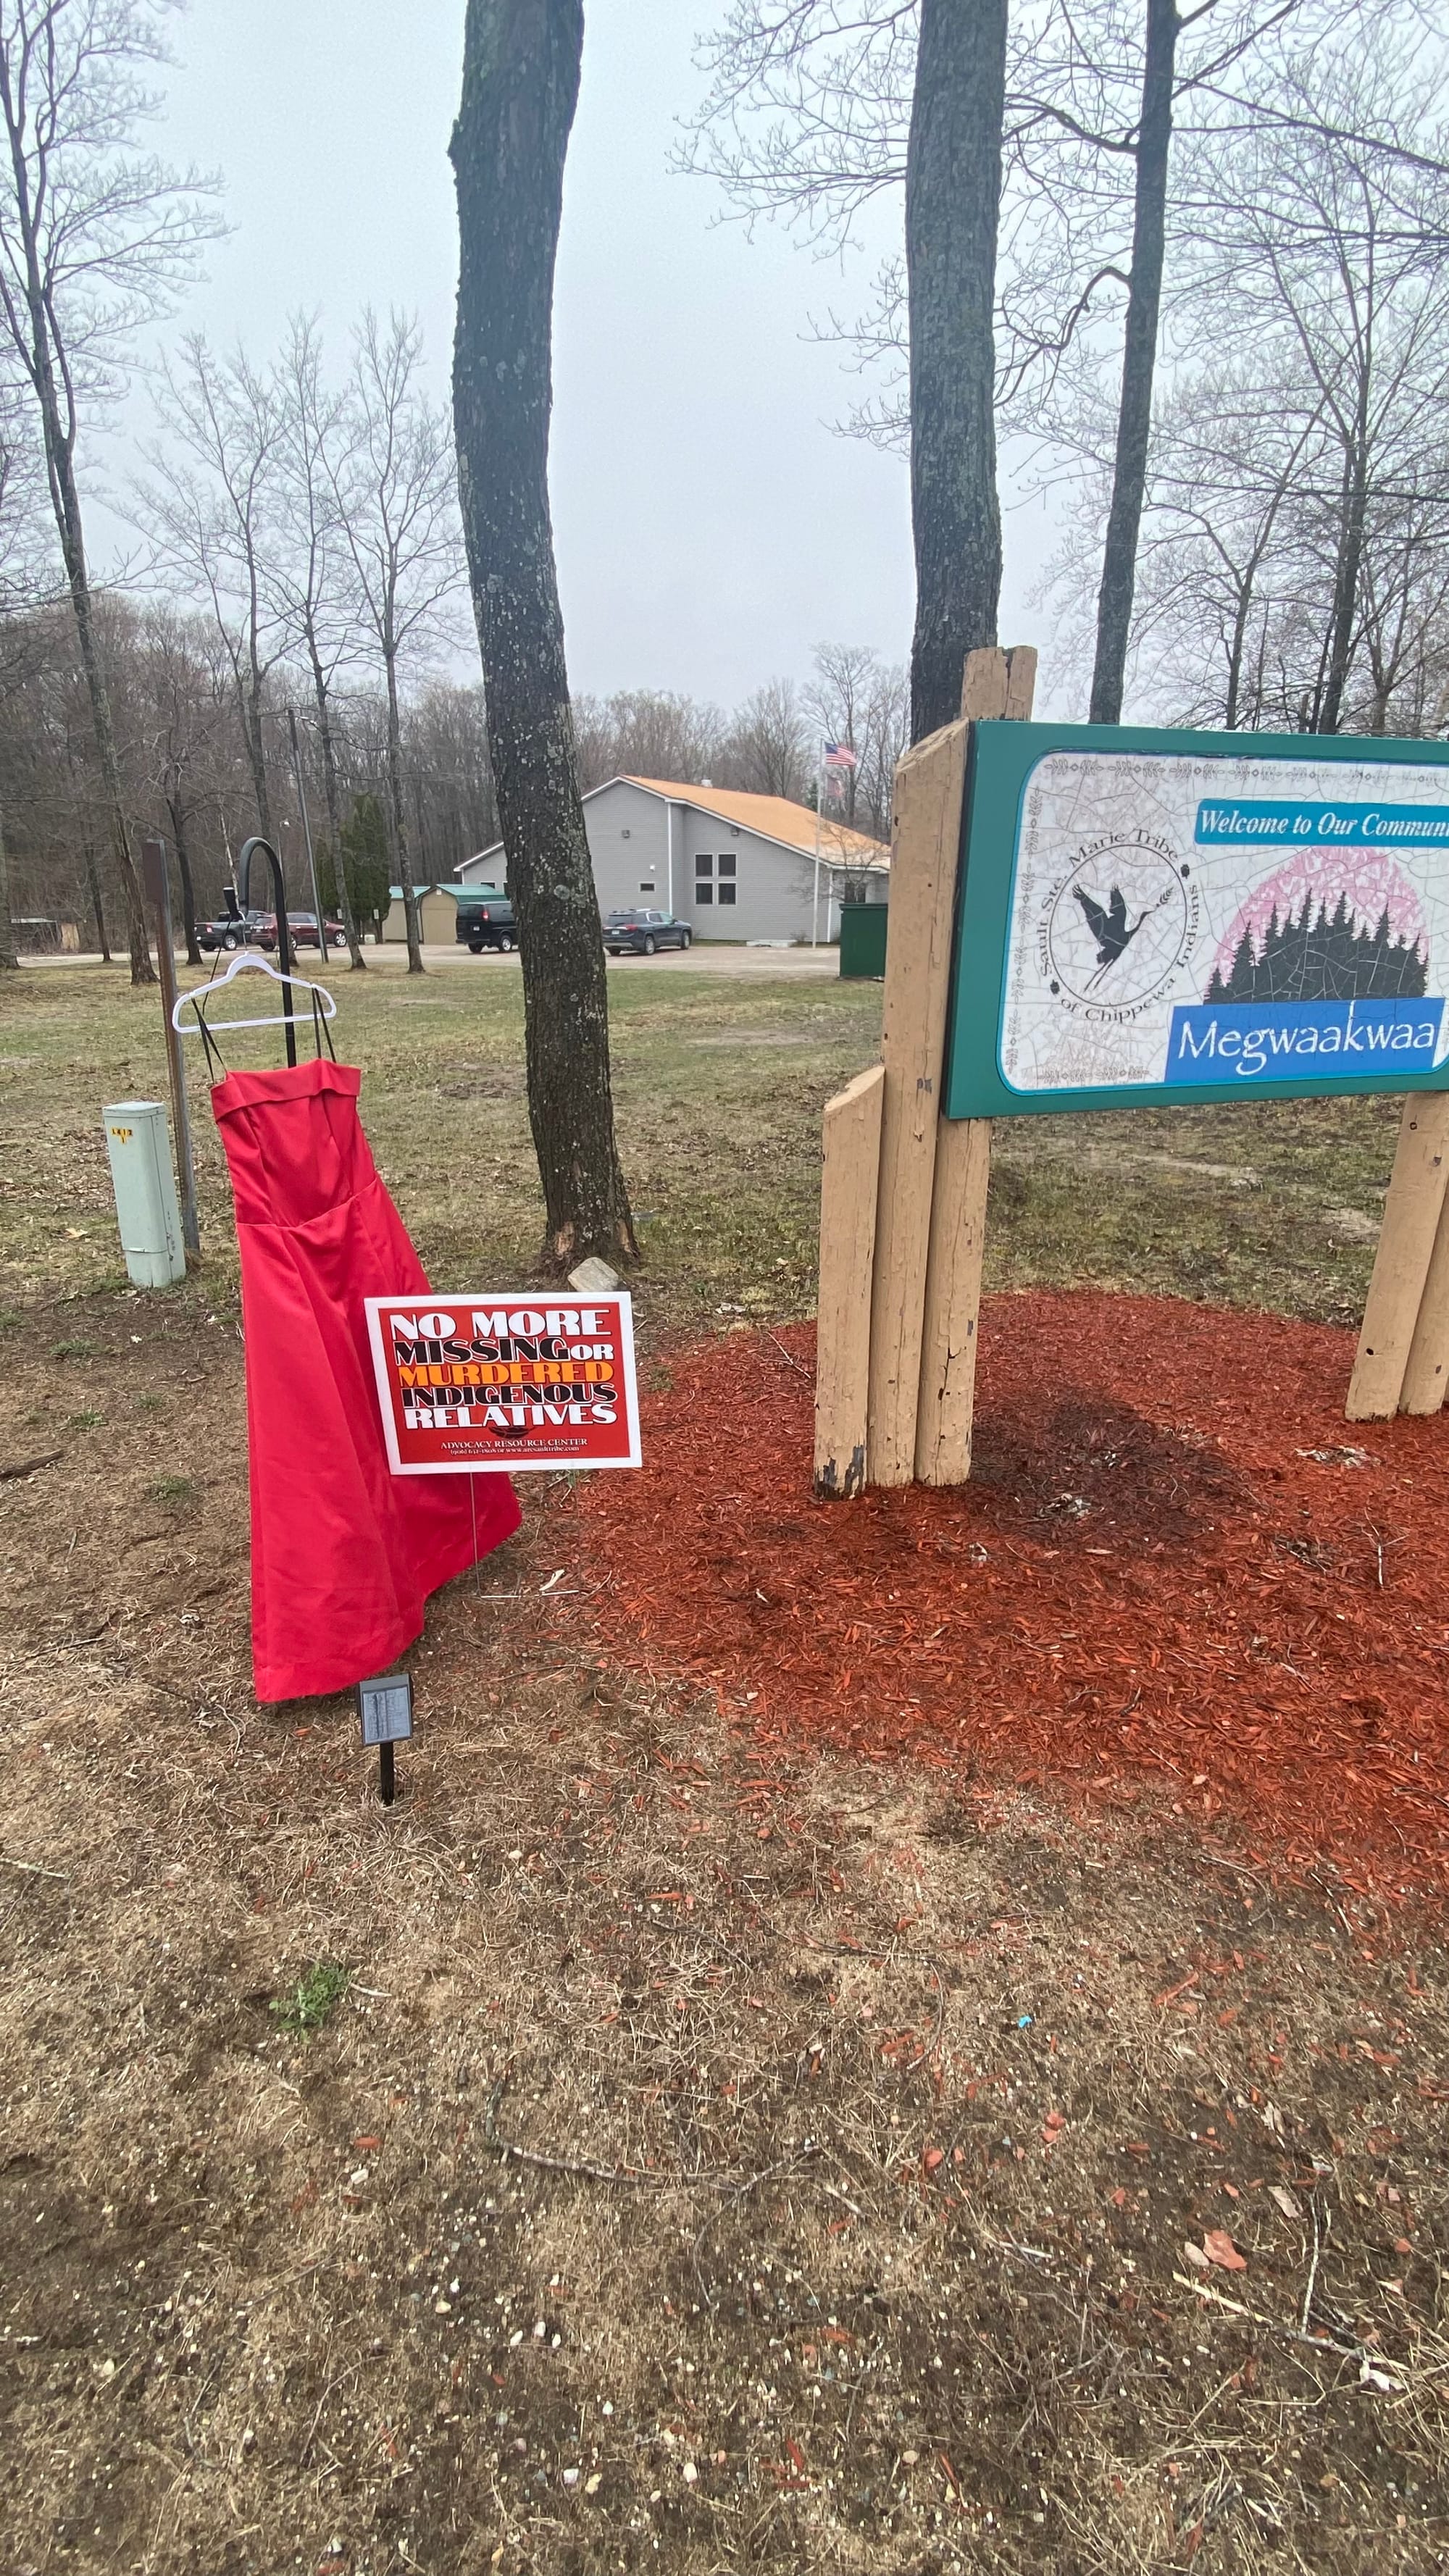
xmin=172 ymin=947 xmax=338 ymax=1037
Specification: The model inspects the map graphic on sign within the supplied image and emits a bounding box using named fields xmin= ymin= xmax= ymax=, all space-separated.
xmin=946 ymin=725 xmax=1449 ymax=1118
xmin=364 ymin=1293 xmax=641 ymax=1476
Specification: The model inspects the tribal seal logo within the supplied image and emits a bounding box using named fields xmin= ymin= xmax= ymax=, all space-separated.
xmin=1038 ymin=832 xmax=1200 ymax=1017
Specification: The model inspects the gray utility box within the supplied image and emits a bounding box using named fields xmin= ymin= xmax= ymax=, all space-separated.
xmin=102 ymin=1100 xmax=186 ymax=1288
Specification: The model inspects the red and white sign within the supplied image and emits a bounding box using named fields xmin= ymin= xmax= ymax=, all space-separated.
xmin=364 ymin=1293 xmax=641 ymax=1476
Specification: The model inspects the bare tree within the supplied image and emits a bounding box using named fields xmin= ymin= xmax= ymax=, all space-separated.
xmin=1087 ymin=0 xmax=1179 ymax=721
xmin=571 ymin=685 xmax=727 ymax=790
xmin=135 ymin=334 xmax=288 ymax=837
xmin=331 ymin=309 xmax=462 ymax=977
xmin=803 ymin=643 xmax=885 ymax=819
xmin=0 ymin=351 xmax=50 ymax=967
xmin=130 ymin=603 xmax=228 ymax=960
xmin=725 ymin=676 xmax=809 ymax=798
xmin=1199 ymin=45 xmax=1449 ymax=732
xmin=273 ymin=312 xmax=364 ymax=966
xmin=451 ymin=0 xmax=635 ymax=1271
xmin=0 ymin=0 xmax=221 ymax=981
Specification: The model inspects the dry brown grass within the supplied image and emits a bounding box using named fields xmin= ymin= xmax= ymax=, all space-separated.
xmin=3 ymin=1285 xmax=1448 ymax=2575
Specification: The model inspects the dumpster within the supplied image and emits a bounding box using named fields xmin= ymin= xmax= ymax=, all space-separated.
xmin=839 ymin=903 xmax=888 ymax=980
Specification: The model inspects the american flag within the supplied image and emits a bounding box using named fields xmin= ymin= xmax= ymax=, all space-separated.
xmin=822 ymin=738 xmax=857 ymax=771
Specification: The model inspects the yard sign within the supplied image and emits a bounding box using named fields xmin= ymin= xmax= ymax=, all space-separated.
xmin=365 ymin=1294 xmax=641 ymax=1474
xmin=947 ymin=724 xmax=1449 ymax=1120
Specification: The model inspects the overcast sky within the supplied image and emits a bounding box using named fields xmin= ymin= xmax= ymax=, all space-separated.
xmin=133 ymin=0 xmax=1051 ymax=711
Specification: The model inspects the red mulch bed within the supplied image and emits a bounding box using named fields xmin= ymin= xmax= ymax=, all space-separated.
xmin=580 ymin=1292 xmax=1449 ymax=1897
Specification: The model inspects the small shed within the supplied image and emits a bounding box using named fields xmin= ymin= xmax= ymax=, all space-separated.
xmin=382 ymin=886 xmax=464 ymax=945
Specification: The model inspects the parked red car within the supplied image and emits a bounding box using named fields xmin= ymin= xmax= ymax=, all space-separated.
xmin=256 ymin=911 xmax=348 ymax=953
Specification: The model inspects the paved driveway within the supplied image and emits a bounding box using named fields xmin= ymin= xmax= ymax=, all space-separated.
xmin=35 ymin=942 xmax=844 ymax=979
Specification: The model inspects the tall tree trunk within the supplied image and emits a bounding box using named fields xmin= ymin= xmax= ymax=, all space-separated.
xmin=83 ymin=836 xmax=111 ymax=961
xmin=167 ymin=797 xmax=203 ymax=963
xmin=307 ymin=635 xmax=364 ymax=969
xmin=905 ymin=0 xmax=1008 ymax=741
xmin=1224 ymin=577 xmax=1254 ymax=729
xmin=1089 ymin=0 xmax=1179 ymax=726
xmin=241 ymin=681 xmax=272 ymax=834
xmin=1318 ymin=428 xmax=1369 ymax=734
xmin=385 ymin=653 xmax=425 ymax=974
xmin=0 ymin=59 xmax=153 ymax=984
xmin=0 ymin=803 xmax=17 ymax=970
xmin=451 ymin=0 xmax=635 ymax=1271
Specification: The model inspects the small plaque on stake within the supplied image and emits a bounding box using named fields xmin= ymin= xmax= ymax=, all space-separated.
xmin=358 ymin=1671 xmax=412 ymax=1807
xmin=359 ymin=1673 xmax=414 ymax=1745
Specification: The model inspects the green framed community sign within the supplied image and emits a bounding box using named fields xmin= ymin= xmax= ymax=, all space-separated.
xmin=945 ymin=722 xmax=1449 ymax=1121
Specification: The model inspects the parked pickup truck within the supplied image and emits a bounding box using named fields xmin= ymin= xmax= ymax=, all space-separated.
xmin=456 ymin=889 xmax=516 ymax=953
xmin=198 ymin=908 xmax=274 ymax=953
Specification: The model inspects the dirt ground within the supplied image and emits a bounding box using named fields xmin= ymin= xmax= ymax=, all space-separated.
xmin=2 ymin=961 xmax=1448 ymax=2573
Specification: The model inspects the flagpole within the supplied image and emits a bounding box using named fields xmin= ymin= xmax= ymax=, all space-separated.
xmin=813 ymin=740 xmax=822 ymax=949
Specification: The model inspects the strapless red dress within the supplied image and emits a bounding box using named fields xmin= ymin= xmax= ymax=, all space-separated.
xmin=212 ymin=1059 xmax=519 ymax=1701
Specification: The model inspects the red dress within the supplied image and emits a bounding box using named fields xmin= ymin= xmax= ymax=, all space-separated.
xmin=212 ymin=1058 xmax=519 ymax=1702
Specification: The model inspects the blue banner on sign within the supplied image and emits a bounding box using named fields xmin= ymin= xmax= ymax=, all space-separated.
xmin=1165 ymin=998 xmax=1445 ymax=1084
xmin=1195 ymin=798 xmax=1449 ymax=849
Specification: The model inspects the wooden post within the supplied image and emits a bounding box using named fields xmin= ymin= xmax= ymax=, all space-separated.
xmin=865 ymin=721 xmax=972 ymax=1484
xmin=1400 ymin=1186 xmax=1449 ymax=1415
xmin=914 ymin=645 xmax=1037 ymax=1483
xmin=915 ymin=1116 xmax=993 ymax=1481
xmin=1345 ymin=1093 xmax=1449 ymax=1418
xmin=814 ymin=1063 xmax=885 ymax=1497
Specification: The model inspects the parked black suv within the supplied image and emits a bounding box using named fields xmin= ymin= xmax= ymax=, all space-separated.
xmin=603 ymin=908 xmax=693 ymax=955
xmin=456 ymin=890 xmax=516 ymax=953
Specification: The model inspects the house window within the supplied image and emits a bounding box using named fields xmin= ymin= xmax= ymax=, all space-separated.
xmin=696 ymin=883 xmax=714 ymax=905
xmin=717 ymin=853 xmax=736 ymax=878
xmin=695 ymin=852 xmax=713 ymax=874
xmin=718 ymin=883 xmax=737 ymax=906
xmin=639 ymin=881 xmax=656 ymax=893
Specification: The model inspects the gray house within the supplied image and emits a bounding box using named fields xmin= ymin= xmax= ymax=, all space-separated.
xmin=457 ymin=775 xmax=889 ymax=945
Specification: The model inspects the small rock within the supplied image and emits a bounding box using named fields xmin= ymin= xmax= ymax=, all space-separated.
xmin=567 ymin=1256 xmax=621 ymax=1294
xmin=562 ymin=2467 xmax=580 ymax=2488
xmin=682 ymin=2460 xmax=698 ymax=2485
xmin=585 ymin=2472 xmax=602 ymax=2496
xmin=435 ymin=2300 xmax=452 ymax=2316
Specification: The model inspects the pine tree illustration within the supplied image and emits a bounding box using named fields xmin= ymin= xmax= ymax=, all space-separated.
xmin=1205 ymin=889 xmax=1427 ymax=1003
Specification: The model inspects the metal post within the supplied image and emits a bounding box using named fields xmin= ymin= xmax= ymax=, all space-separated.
xmin=288 ymin=708 xmax=333 ymax=962
xmin=239 ymin=837 xmax=297 ymax=1068
xmin=140 ymin=837 xmax=201 ymax=1262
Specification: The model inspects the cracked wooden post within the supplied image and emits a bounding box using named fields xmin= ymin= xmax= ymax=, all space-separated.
xmin=1346 ymin=1093 xmax=1449 ymax=1418
xmin=814 ymin=1064 xmax=885 ymax=1496
xmin=915 ymin=645 xmax=1037 ymax=1483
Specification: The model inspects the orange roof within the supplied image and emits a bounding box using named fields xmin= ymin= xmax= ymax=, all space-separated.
xmin=624 ymin=777 xmax=888 ymax=866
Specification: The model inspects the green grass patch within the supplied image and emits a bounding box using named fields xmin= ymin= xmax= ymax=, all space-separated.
xmin=0 ymin=953 xmax=1404 ymax=1335
xmin=270 ymin=1961 xmax=349 ymax=2038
